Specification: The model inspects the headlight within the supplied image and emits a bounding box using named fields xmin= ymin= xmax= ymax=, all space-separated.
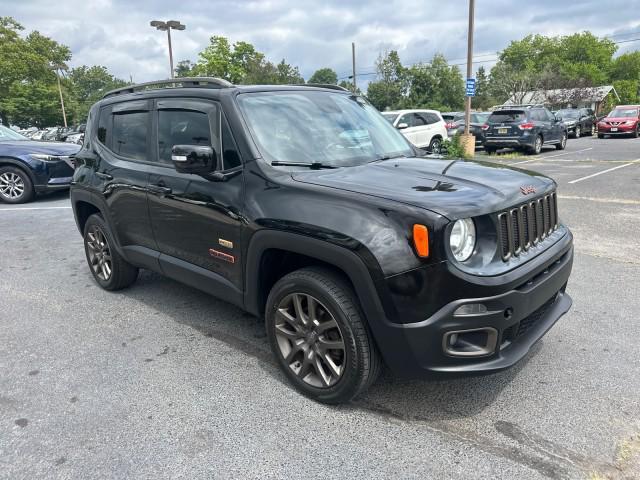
xmin=30 ymin=154 xmax=60 ymax=162
xmin=449 ymin=218 xmax=476 ymax=262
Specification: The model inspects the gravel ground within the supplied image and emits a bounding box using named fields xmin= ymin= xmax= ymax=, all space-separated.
xmin=1 ymin=135 xmax=639 ymax=480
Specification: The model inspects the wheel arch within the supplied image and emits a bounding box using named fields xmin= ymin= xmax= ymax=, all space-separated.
xmin=244 ymin=230 xmax=390 ymax=331
xmin=0 ymin=156 xmax=37 ymax=185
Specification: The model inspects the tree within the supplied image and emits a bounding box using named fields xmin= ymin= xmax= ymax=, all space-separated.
xmin=175 ymin=59 xmax=195 ymax=77
xmin=473 ymin=66 xmax=494 ymax=110
xmin=405 ymin=54 xmax=465 ymax=111
xmin=613 ymin=80 xmax=640 ymax=105
xmin=366 ymin=50 xmax=406 ymax=110
xmin=68 ymin=65 xmax=128 ymax=120
xmin=308 ymin=67 xmax=338 ymax=85
xmin=611 ymin=51 xmax=640 ymax=81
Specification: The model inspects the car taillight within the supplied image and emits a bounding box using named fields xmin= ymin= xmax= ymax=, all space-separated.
xmin=518 ymin=122 xmax=535 ymax=130
xmin=481 ymin=124 xmax=490 ymax=131
xmin=445 ymin=122 xmax=456 ymax=129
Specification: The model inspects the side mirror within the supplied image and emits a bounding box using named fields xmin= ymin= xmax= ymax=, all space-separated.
xmin=171 ymin=145 xmax=217 ymax=175
xmin=397 ymin=122 xmax=409 ymax=130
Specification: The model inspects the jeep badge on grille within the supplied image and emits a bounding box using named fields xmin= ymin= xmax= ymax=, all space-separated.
xmin=520 ymin=185 xmax=537 ymax=195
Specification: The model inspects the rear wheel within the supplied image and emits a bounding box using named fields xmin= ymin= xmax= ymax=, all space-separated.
xmin=266 ymin=267 xmax=381 ymax=404
xmin=574 ymin=125 xmax=581 ymax=138
xmin=598 ymin=133 xmax=604 ymax=139
xmin=591 ymin=124 xmax=596 ymax=136
xmin=83 ymin=214 xmax=138 ymax=290
xmin=555 ymin=132 xmax=567 ymax=150
xmin=428 ymin=137 xmax=442 ymax=154
xmin=529 ymin=135 xmax=543 ymax=155
xmin=484 ymin=146 xmax=496 ymax=155
xmin=0 ymin=166 xmax=34 ymax=204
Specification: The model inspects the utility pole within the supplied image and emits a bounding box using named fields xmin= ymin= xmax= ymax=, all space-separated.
xmin=464 ymin=0 xmax=475 ymax=136
xmin=150 ymin=20 xmax=186 ymax=78
xmin=351 ymin=42 xmax=357 ymax=93
xmin=55 ymin=68 xmax=67 ymax=128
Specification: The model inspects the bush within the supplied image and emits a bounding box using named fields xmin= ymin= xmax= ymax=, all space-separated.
xmin=442 ymin=133 xmax=471 ymax=159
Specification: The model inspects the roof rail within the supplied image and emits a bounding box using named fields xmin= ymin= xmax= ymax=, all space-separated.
xmin=296 ymin=83 xmax=350 ymax=92
xmin=497 ymin=103 xmax=545 ymax=109
xmin=102 ymin=77 xmax=234 ymax=99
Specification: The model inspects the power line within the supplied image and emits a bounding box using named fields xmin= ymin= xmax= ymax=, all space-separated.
xmin=339 ymin=36 xmax=640 ymax=81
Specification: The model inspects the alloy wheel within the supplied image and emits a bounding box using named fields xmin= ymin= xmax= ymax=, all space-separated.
xmin=575 ymin=126 xmax=581 ymax=137
xmin=430 ymin=139 xmax=442 ymax=154
xmin=86 ymin=226 xmax=112 ymax=281
xmin=561 ymin=134 xmax=567 ymax=148
xmin=0 ymin=172 xmax=25 ymax=200
xmin=534 ymin=136 xmax=542 ymax=154
xmin=274 ymin=293 xmax=346 ymax=388
xmin=591 ymin=125 xmax=596 ymax=136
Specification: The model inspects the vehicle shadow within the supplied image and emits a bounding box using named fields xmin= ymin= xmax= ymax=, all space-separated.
xmin=120 ymin=269 xmax=540 ymax=422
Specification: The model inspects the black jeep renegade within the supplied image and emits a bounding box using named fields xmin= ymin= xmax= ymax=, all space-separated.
xmin=71 ymin=78 xmax=573 ymax=403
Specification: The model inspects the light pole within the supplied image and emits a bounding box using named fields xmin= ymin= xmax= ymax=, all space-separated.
xmin=51 ymin=65 xmax=68 ymax=128
xmin=150 ymin=20 xmax=186 ymax=78
xmin=462 ymin=0 xmax=476 ymax=156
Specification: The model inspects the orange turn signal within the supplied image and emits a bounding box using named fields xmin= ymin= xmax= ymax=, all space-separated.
xmin=413 ymin=224 xmax=429 ymax=258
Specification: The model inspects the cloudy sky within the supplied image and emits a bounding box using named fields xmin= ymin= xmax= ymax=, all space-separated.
xmin=6 ymin=0 xmax=640 ymax=86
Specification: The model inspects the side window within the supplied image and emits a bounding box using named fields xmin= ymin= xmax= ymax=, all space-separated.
xmin=398 ymin=114 xmax=413 ymax=127
xmin=413 ymin=114 xmax=427 ymax=126
xmin=97 ymin=107 xmax=110 ymax=145
xmin=221 ymin=116 xmax=241 ymax=169
xmin=158 ymin=109 xmax=213 ymax=164
xmin=112 ymin=111 xmax=149 ymax=160
xmin=426 ymin=113 xmax=441 ymax=124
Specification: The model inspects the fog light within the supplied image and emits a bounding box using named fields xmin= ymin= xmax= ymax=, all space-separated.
xmin=453 ymin=303 xmax=488 ymax=316
xmin=443 ymin=327 xmax=498 ymax=357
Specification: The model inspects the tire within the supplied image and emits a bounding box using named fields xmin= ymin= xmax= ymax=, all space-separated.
xmin=0 ymin=166 xmax=35 ymax=204
xmin=266 ymin=267 xmax=382 ymax=404
xmin=574 ymin=125 xmax=581 ymax=138
xmin=555 ymin=132 xmax=567 ymax=150
xmin=633 ymin=127 xmax=639 ymax=138
xmin=598 ymin=133 xmax=604 ymax=139
xmin=484 ymin=147 xmax=496 ymax=155
xmin=83 ymin=214 xmax=138 ymax=291
xmin=428 ymin=137 xmax=442 ymax=154
xmin=591 ymin=124 xmax=596 ymax=136
xmin=528 ymin=135 xmax=543 ymax=155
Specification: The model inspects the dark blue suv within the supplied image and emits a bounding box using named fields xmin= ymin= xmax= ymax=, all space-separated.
xmin=0 ymin=125 xmax=80 ymax=203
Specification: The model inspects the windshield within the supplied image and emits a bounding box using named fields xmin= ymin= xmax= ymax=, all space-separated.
xmin=609 ymin=108 xmax=638 ymax=118
xmin=488 ymin=111 xmax=526 ymax=123
xmin=558 ymin=110 xmax=579 ymax=118
xmin=237 ymin=91 xmax=414 ymax=167
xmin=0 ymin=125 xmax=28 ymax=142
xmin=381 ymin=113 xmax=398 ymax=124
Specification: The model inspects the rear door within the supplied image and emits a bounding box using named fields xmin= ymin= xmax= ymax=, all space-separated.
xmin=93 ymin=100 xmax=157 ymax=261
xmin=146 ymin=98 xmax=245 ymax=292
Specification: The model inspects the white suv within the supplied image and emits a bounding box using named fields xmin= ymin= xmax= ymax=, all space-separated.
xmin=382 ymin=109 xmax=448 ymax=153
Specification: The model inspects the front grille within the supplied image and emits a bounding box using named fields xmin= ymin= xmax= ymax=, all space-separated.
xmin=497 ymin=192 xmax=558 ymax=261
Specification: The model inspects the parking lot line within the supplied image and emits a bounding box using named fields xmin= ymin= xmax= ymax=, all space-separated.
xmin=558 ymin=195 xmax=640 ymax=205
xmin=567 ymin=159 xmax=640 ymax=184
xmin=0 ymin=206 xmax=72 ymax=212
xmin=512 ymin=148 xmax=593 ymax=165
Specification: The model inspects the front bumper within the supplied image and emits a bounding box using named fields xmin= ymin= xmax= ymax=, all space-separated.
xmin=599 ymin=125 xmax=636 ymax=135
xmin=371 ymin=232 xmax=573 ymax=378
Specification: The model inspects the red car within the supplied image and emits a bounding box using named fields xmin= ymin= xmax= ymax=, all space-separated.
xmin=597 ymin=105 xmax=640 ymax=138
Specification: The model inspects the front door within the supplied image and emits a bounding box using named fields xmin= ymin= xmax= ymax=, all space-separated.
xmin=146 ymin=98 xmax=245 ymax=292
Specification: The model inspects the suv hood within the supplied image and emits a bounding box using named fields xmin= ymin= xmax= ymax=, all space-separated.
xmin=291 ymin=157 xmax=555 ymax=219
xmin=0 ymin=140 xmax=80 ymax=156
xmin=603 ymin=117 xmax=637 ymax=122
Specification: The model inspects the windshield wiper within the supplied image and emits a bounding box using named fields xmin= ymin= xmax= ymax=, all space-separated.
xmin=370 ymin=153 xmax=412 ymax=163
xmin=270 ymin=161 xmax=336 ymax=169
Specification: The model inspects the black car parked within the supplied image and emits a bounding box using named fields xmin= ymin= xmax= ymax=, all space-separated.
xmin=556 ymin=108 xmax=596 ymax=137
xmin=70 ymin=78 xmax=573 ymax=403
xmin=483 ymin=105 xmax=568 ymax=155
xmin=450 ymin=112 xmax=491 ymax=146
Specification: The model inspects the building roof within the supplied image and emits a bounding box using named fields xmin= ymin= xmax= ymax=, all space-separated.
xmin=505 ymin=85 xmax=620 ymax=105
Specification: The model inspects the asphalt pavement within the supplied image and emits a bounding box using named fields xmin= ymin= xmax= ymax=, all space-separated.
xmin=1 ymin=135 xmax=639 ymax=479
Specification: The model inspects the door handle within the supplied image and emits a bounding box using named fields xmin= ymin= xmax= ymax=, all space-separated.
xmin=95 ymin=172 xmax=113 ymax=181
xmin=147 ymin=184 xmax=172 ymax=195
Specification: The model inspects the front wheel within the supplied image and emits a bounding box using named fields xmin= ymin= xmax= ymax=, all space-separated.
xmin=556 ymin=132 xmax=567 ymax=150
xmin=428 ymin=137 xmax=442 ymax=154
xmin=0 ymin=167 xmax=34 ymax=204
xmin=574 ymin=125 xmax=581 ymax=138
xmin=83 ymin=214 xmax=138 ymax=290
xmin=633 ymin=127 xmax=639 ymax=138
xmin=266 ymin=267 xmax=381 ymax=404
xmin=484 ymin=146 xmax=497 ymax=155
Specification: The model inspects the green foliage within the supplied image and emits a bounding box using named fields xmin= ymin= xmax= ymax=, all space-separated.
xmin=191 ymin=35 xmax=303 ymax=85
xmin=365 ymin=50 xmax=407 ymax=110
xmin=308 ymin=67 xmax=338 ymax=85
xmin=405 ymin=54 xmax=465 ymax=111
xmin=442 ymin=133 xmax=471 ymax=160
xmin=175 ymin=59 xmax=195 ymax=77
xmin=612 ymin=80 xmax=640 ymax=105
xmin=473 ymin=66 xmax=494 ymax=111
xmin=611 ymin=51 xmax=640 ymax=81
xmin=68 ymin=65 xmax=128 ymax=120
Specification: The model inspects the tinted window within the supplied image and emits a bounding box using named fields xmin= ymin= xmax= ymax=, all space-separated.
xmin=97 ymin=107 xmax=110 ymax=144
xmin=112 ymin=111 xmax=148 ymax=160
xmin=424 ymin=112 xmax=440 ymax=124
xmin=488 ymin=111 xmax=526 ymax=123
xmin=609 ymin=108 xmax=638 ymax=118
xmin=158 ymin=110 xmax=212 ymax=164
xmin=222 ymin=116 xmax=241 ymax=169
xmin=398 ymin=114 xmax=413 ymax=127
xmin=412 ymin=114 xmax=427 ymax=126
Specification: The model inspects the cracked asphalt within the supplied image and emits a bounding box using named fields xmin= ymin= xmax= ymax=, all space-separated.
xmin=1 ymin=135 xmax=639 ymax=479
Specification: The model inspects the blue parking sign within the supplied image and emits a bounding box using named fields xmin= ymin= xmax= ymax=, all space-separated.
xmin=466 ymin=78 xmax=476 ymax=97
